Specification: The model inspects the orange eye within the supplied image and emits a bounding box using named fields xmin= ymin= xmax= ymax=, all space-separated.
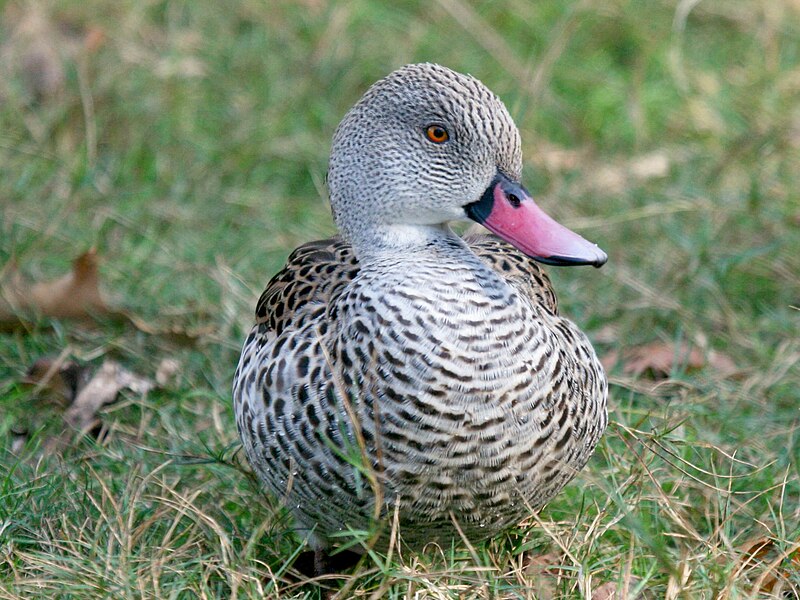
xmin=425 ymin=125 xmax=449 ymax=143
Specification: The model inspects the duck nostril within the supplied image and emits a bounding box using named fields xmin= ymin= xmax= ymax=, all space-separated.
xmin=507 ymin=193 xmax=521 ymax=208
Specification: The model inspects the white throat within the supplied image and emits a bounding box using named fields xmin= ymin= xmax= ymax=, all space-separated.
xmin=347 ymin=223 xmax=464 ymax=264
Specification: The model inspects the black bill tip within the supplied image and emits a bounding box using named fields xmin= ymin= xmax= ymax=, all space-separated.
xmin=535 ymin=252 xmax=608 ymax=268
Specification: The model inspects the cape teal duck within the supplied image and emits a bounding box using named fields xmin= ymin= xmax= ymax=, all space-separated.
xmin=233 ymin=63 xmax=608 ymax=570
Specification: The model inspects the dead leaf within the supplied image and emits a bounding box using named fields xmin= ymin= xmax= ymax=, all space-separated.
xmin=592 ymin=582 xmax=619 ymax=600
xmin=738 ymin=536 xmax=773 ymax=567
xmin=15 ymin=352 xmax=90 ymax=451
xmin=522 ymin=550 xmax=565 ymax=599
xmin=18 ymin=355 xmax=158 ymax=454
xmin=729 ymin=537 xmax=800 ymax=596
xmin=623 ymin=341 xmax=704 ymax=378
xmin=592 ymin=578 xmax=651 ymax=600
xmin=0 ymin=250 xmax=118 ymax=327
xmin=23 ymin=355 xmax=93 ymax=407
xmin=64 ymin=359 xmax=154 ymax=432
xmin=0 ymin=252 xmax=214 ymax=345
xmin=601 ymin=341 xmax=738 ymax=379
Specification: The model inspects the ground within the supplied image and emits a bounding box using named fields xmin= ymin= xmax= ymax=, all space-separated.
xmin=0 ymin=1 xmax=799 ymax=598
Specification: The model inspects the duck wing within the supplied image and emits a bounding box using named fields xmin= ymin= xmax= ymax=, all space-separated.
xmin=254 ymin=237 xmax=359 ymax=335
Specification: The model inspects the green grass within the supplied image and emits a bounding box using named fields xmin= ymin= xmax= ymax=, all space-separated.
xmin=1 ymin=0 xmax=799 ymax=597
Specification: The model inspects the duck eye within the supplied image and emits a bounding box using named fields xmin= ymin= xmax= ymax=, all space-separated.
xmin=425 ymin=125 xmax=449 ymax=143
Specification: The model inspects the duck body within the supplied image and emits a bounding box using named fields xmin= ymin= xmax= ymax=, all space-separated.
xmin=234 ymin=234 xmax=606 ymax=550
xmin=233 ymin=63 xmax=608 ymax=554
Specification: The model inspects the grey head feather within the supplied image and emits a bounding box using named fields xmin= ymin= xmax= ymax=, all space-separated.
xmin=327 ymin=63 xmax=523 ymax=258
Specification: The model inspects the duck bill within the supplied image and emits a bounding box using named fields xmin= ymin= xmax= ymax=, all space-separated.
xmin=465 ymin=173 xmax=607 ymax=267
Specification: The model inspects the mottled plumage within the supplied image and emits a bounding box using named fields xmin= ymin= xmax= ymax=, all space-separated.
xmin=233 ymin=63 xmax=608 ymax=556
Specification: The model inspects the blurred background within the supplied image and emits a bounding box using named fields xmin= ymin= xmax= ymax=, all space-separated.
xmin=1 ymin=1 xmax=799 ymax=597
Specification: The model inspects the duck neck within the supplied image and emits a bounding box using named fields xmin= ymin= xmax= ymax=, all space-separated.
xmin=347 ymin=223 xmax=466 ymax=265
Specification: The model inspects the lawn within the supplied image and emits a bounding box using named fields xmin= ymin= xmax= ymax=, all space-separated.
xmin=1 ymin=0 xmax=799 ymax=598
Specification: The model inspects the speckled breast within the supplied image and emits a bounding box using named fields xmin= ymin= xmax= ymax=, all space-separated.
xmin=233 ymin=251 xmax=607 ymax=549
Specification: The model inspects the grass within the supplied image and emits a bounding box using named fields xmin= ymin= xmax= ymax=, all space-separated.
xmin=1 ymin=0 xmax=799 ymax=597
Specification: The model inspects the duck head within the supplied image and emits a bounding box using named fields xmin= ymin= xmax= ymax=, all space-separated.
xmin=327 ymin=63 xmax=607 ymax=267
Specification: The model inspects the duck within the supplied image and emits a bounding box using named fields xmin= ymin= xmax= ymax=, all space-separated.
xmin=233 ymin=63 xmax=608 ymax=572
